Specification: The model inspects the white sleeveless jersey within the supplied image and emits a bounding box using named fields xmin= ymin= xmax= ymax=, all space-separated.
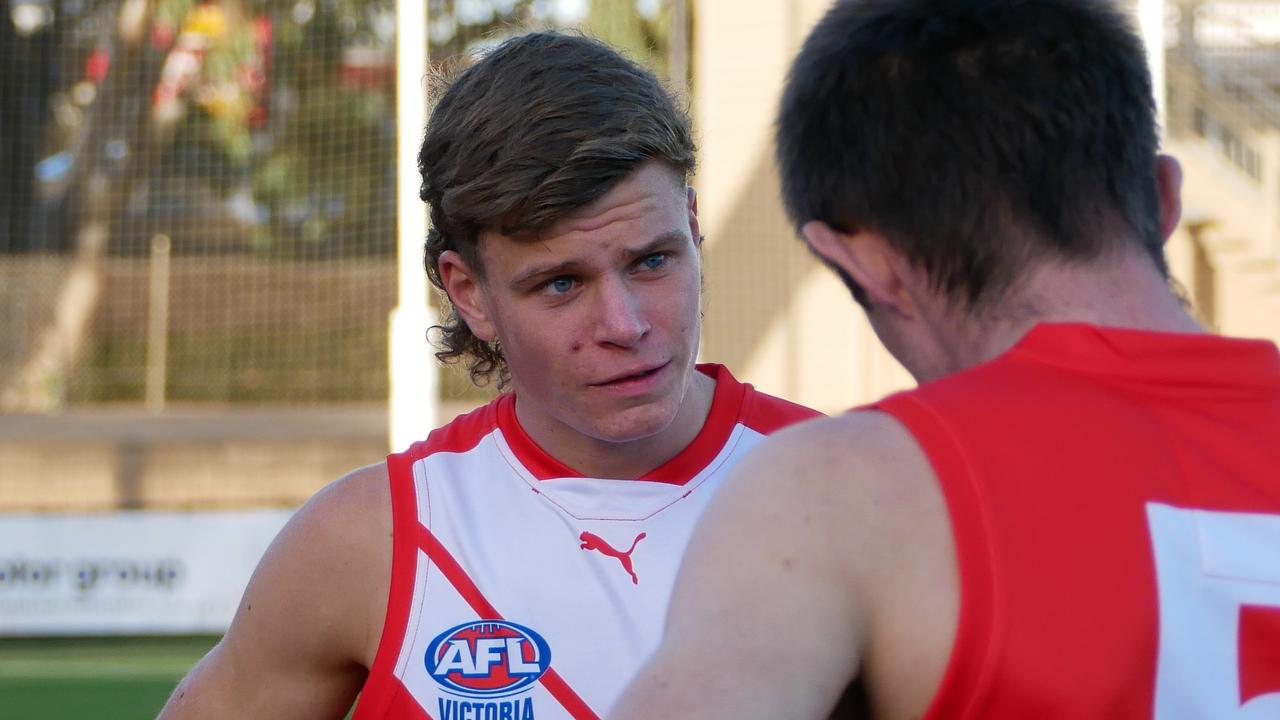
xmin=353 ymin=364 xmax=818 ymax=720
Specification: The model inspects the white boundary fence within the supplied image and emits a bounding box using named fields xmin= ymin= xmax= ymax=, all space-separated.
xmin=0 ymin=510 xmax=292 ymax=635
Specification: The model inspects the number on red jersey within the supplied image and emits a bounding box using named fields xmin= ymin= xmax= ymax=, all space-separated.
xmin=1147 ymin=503 xmax=1280 ymax=718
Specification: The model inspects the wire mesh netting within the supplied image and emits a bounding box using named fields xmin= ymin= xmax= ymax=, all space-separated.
xmin=0 ymin=0 xmax=687 ymax=411
xmin=1 ymin=0 xmax=401 ymax=409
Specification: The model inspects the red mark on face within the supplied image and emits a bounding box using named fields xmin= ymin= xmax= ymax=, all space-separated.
xmin=579 ymin=531 xmax=646 ymax=584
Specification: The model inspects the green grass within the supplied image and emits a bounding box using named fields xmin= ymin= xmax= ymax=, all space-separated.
xmin=0 ymin=635 xmax=219 ymax=720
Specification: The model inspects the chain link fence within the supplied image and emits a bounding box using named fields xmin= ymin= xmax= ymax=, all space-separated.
xmin=1 ymin=0 xmax=685 ymax=412
xmin=2 ymin=0 xmax=401 ymax=410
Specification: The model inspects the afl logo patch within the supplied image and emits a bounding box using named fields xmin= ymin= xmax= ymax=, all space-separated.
xmin=425 ymin=620 xmax=552 ymax=698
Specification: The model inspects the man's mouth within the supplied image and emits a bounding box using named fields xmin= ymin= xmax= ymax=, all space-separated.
xmin=593 ymin=361 xmax=670 ymax=386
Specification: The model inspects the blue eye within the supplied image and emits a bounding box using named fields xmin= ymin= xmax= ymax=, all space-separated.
xmin=640 ymin=253 xmax=667 ymax=270
xmin=546 ymin=277 xmax=575 ymax=294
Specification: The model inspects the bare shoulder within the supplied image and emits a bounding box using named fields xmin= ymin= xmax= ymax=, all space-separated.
xmin=683 ymin=408 xmax=946 ymax=609
xmin=707 ymin=410 xmax=956 ymax=719
xmin=753 ymin=410 xmax=948 ymax=567
xmin=292 ymin=462 xmax=391 ymax=557
xmin=738 ymin=410 xmax=939 ymax=523
xmin=741 ymin=409 xmax=921 ymax=463
xmin=765 ymin=411 xmax=956 ymax=719
xmin=229 ymin=460 xmax=393 ymax=666
xmin=261 ymin=462 xmax=393 ymax=662
xmin=158 ymin=463 xmax=394 ymax=718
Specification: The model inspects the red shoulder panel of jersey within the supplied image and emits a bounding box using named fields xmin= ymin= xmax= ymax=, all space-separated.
xmin=400 ymin=398 xmax=503 ymax=460
xmin=640 ymin=364 xmax=819 ymax=484
xmin=736 ymin=384 xmax=823 ymax=437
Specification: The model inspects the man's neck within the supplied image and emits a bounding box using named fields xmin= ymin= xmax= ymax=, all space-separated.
xmin=515 ymin=369 xmax=717 ymax=480
xmin=935 ymin=250 xmax=1205 ymax=375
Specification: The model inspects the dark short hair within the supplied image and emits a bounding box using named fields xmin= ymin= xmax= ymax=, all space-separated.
xmin=777 ymin=0 xmax=1165 ymax=309
xmin=420 ymin=32 xmax=696 ymax=385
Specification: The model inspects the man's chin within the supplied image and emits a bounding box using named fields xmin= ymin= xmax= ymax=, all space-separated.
xmin=581 ymin=400 xmax=681 ymax=445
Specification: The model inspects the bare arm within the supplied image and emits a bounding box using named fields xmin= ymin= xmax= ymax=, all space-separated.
xmin=158 ymin=464 xmax=392 ymax=720
xmin=610 ymin=412 xmax=956 ymax=720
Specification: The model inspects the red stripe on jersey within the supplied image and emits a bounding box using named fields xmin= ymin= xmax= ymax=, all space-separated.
xmin=417 ymin=523 xmax=602 ymax=720
xmin=417 ymin=522 xmax=502 ymax=619
xmin=537 ymin=669 xmax=602 ymax=720
xmin=352 ymin=452 xmax=428 ymax=720
xmin=1239 ymin=604 xmax=1280 ymax=705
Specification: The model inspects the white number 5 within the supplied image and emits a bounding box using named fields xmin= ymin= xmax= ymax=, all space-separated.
xmin=1147 ymin=503 xmax=1280 ymax=719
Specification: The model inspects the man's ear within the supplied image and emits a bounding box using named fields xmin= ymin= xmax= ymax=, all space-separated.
xmin=437 ymin=250 xmax=498 ymax=343
xmin=1157 ymin=154 xmax=1184 ymax=244
xmin=687 ymin=186 xmax=702 ymax=248
xmin=801 ymin=220 xmax=918 ymax=318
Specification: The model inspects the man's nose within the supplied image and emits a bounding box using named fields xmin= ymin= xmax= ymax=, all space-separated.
xmin=593 ymin=277 xmax=650 ymax=348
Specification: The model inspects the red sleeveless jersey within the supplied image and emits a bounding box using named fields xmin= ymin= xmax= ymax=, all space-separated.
xmin=874 ymin=324 xmax=1280 ymax=719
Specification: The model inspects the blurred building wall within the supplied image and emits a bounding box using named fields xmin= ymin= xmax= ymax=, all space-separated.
xmin=1163 ymin=1 xmax=1280 ymax=342
xmin=694 ymin=0 xmax=1280 ymax=415
xmin=694 ymin=0 xmax=913 ymax=414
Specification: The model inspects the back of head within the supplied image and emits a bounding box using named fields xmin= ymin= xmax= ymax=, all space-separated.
xmin=777 ymin=0 xmax=1164 ymax=309
xmin=421 ymin=32 xmax=695 ymax=384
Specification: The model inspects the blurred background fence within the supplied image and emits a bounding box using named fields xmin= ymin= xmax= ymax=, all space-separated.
xmin=1 ymin=0 xmax=401 ymax=409
xmin=0 ymin=0 xmax=690 ymax=512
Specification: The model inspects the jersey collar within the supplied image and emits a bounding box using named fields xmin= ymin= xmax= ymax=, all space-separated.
xmin=1011 ymin=323 xmax=1280 ymax=392
xmin=495 ymin=363 xmax=748 ymax=485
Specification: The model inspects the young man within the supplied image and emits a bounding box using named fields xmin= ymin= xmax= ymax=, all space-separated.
xmin=612 ymin=1 xmax=1280 ymax=718
xmin=158 ymin=33 xmax=817 ymax=720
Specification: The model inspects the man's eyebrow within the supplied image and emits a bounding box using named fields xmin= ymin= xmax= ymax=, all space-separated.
xmin=508 ymin=231 xmax=689 ymax=289
xmin=624 ymin=231 xmax=688 ymax=260
xmin=510 ymin=259 xmax=583 ymax=289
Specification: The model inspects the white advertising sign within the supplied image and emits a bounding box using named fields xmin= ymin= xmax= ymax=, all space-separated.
xmin=0 ymin=510 xmax=293 ymax=635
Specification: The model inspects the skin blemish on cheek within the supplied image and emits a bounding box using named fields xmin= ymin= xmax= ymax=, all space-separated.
xmin=570 ymin=342 xmax=583 ymax=352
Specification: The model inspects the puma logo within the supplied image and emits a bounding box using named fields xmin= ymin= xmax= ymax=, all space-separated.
xmin=579 ymin=531 xmax=647 ymax=585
